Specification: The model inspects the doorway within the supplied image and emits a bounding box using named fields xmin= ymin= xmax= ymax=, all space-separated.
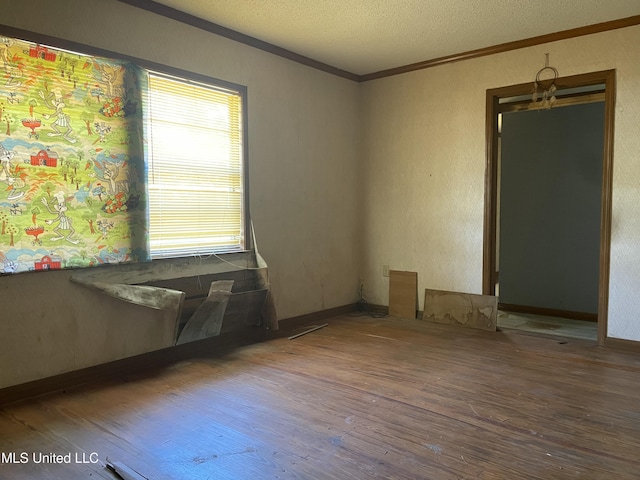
xmin=483 ymin=70 xmax=616 ymax=345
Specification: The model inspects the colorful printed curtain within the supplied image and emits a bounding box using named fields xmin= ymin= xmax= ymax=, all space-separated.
xmin=0 ymin=36 xmax=149 ymax=274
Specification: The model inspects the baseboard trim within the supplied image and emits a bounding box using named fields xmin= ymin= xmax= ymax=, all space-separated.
xmin=364 ymin=303 xmax=427 ymax=319
xmin=363 ymin=303 xmax=389 ymax=315
xmin=276 ymin=304 xmax=358 ymax=331
xmin=0 ymin=304 xmax=358 ymax=406
xmin=4 ymin=301 xmax=630 ymax=406
xmin=604 ymin=337 xmax=640 ymax=353
xmin=499 ymin=303 xmax=598 ymax=322
xmin=0 ymin=329 xmax=265 ymax=407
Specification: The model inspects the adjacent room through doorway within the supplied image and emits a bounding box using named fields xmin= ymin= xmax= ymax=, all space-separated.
xmin=483 ymin=70 xmax=616 ymax=345
xmin=498 ymin=98 xmax=604 ymax=341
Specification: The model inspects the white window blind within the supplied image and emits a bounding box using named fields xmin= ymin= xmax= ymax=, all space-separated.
xmin=147 ymin=72 xmax=245 ymax=258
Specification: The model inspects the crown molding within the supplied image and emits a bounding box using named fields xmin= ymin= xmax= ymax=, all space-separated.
xmin=14 ymin=2 xmax=640 ymax=84
xmin=360 ymin=15 xmax=640 ymax=82
xmin=117 ymin=0 xmax=360 ymax=82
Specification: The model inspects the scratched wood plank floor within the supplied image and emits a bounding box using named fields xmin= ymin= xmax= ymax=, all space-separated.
xmin=1 ymin=314 xmax=639 ymax=479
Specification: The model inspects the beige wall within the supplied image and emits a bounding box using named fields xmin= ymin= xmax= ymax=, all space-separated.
xmin=360 ymin=26 xmax=640 ymax=341
xmin=2 ymin=1 xmax=639 ymax=389
xmin=0 ymin=0 xmax=361 ymax=387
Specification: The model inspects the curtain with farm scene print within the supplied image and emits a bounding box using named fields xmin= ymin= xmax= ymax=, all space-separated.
xmin=0 ymin=35 xmax=149 ymax=274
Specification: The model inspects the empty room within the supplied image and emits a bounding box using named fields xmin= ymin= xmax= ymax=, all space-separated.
xmin=1 ymin=1 xmax=639 ymax=478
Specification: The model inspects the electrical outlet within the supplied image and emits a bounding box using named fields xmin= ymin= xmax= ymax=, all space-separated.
xmin=383 ymin=264 xmax=390 ymax=277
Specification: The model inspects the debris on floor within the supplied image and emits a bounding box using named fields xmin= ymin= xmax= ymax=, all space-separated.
xmin=288 ymin=323 xmax=328 ymax=340
xmin=105 ymin=457 xmax=149 ymax=480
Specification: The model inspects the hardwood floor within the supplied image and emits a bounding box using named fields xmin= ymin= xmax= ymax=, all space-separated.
xmin=1 ymin=314 xmax=639 ymax=479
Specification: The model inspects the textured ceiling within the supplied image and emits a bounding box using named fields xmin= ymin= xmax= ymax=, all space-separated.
xmin=152 ymin=0 xmax=640 ymax=75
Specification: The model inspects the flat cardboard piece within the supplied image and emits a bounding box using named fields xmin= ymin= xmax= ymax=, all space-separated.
xmin=389 ymin=270 xmax=417 ymax=319
xmin=422 ymin=289 xmax=497 ymax=331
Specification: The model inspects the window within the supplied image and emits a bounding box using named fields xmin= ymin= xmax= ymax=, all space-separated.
xmin=146 ymin=72 xmax=246 ymax=258
xmin=0 ymin=33 xmax=248 ymax=275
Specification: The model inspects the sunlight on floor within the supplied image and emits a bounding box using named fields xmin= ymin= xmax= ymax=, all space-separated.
xmin=497 ymin=310 xmax=597 ymax=341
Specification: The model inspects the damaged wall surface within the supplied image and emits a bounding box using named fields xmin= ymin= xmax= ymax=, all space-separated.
xmin=2 ymin=1 xmax=640 ymax=391
xmin=0 ymin=253 xmax=268 ymax=387
xmin=0 ymin=0 xmax=361 ymax=389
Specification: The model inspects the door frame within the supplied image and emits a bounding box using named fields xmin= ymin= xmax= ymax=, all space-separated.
xmin=483 ymin=70 xmax=616 ymax=346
